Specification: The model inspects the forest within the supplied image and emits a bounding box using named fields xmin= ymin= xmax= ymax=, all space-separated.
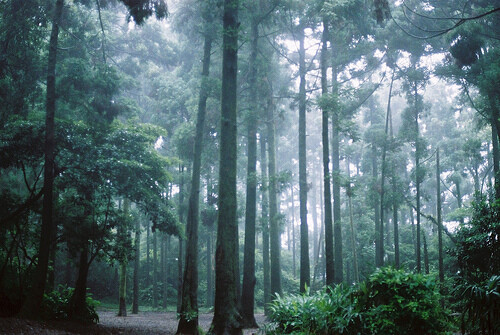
xmin=0 ymin=0 xmax=499 ymax=334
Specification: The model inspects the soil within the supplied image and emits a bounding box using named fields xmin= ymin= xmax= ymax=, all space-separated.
xmin=0 ymin=311 xmax=267 ymax=335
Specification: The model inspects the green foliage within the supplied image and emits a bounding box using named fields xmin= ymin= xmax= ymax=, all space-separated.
xmin=267 ymin=286 xmax=360 ymax=335
xmin=452 ymin=192 xmax=500 ymax=334
xmin=455 ymin=275 xmax=500 ymax=335
xmin=356 ymin=267 xmax=448 ymax=335
xmin=452 ymin=194 xmax=500 ymax=282
xmin=42 ymin=285 xmax=100 ymax=324
xmin=267 ymin=267 xmax=448 ymax=335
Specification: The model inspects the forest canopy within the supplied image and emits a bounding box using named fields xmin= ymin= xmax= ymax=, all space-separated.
xmin=0 ymin=0 xmax=499 ymax=334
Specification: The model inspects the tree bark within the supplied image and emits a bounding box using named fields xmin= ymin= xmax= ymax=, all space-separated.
xmin=371 ymin=105 xmax=382 ymax=268
xmin=69 ymin=246 xmax=89 ymax=320
xmin=240 ymin=9 xmax=258 ymax=328
xmin=390 ymin=101 xmax=399 ymax=268
xmin=415 ymin=83 xmax=422 ymax=273
xmin=132 ymin=217 xmax=140 ymax=314
xmin=209 ymin=0 xmax=242 ymax=332
xmin=118 ymin=199 xmax=130 ymax=317
xmin=177 ymin=26 xmax=213 ymax=335
xmin=260 ymin=135 xmax=271 ymax=313
xmin=436 ymin=148 xmax=444 ymax=283
xmin=346 ymin=161 xmax=359 ymax=283
xmin=298 ymin=25 xmax=310 ymax=293
xmin=379 ymin=71 xmax=394 ymax=268
xmin=268 ymin=93 xmax=281 ymax=297
xmin=21 ymin=0 xmax=64 ymax=318
xmin=153 ymin=230 xmax=158 ymax=308
xmin=330 ymin=30 xmax=342 ymax=284
xmin=321 ymin=18 xmax=334 ymax=287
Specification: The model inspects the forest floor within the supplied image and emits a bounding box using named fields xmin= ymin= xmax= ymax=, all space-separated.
xmin=0 ymin=310 xmax=267 ymax=334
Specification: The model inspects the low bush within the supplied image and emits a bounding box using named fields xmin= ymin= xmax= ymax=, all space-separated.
xmin=41 ymin=285 xmax=100 ymax=324
xmin=267 ymin=285 xmax=360 ymax=334
xmin=267 ymin=267 xmax=449 ymax=335
xmin=356 ymin=267 xmax=448 ymax=335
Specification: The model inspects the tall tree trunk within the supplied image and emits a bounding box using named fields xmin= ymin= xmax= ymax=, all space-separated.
xmin=240 ymin=11 xmax=259 ymax=328
xmin=153 ymin=231 xmax=158 ymax=308
xmin=311 ymin=171 xmax=319 ymax=273
xmin=177 ymin=28 xmax=213 ymax=335
xmin=331 ymin=93 xmax=342 ymax=284
xmin=206 ymin=223 xmax=214 ymax=307
xmin=321 ymin=18 xmax=334 ymax=287
xmin=298 ymin=25 xmax=310 ymax=292
xmin=118 ymin=199 xmax=130 ymax=317
xmin=379 ymin=71 xmax=394 ymax=268
xmin=118 ymin=260 xmax=127 ymax=316
xmin=415 ymin=84 xmax=422 ymax=273
xmin=491 ymin=121 xmax=500 ymax=199
xmin=423 ymin=233 xmax=429 ymax=274
xmin=268 ymin=93 xmax=281 ymax=297
xmin=260 ymin=135 xmax=271 ymax=313
xmin=291 ymin=189 xmax=296 ymax=276
xmin=177 ymin=165 xmax=185 ymax=313
xmin=21 ymin=0 xmax=64 ymax=318
xmin=371 ymin=106 xmax=382 ymax=268
xmin=132 ymin=217 xmax=140 ymax=314
xmin=390 ymin=103 xmax=399 ymax=268
xmin=69 ymin=246 xmax=89 ymax=320
xmin=209 ymin=0 xmax=241 ymax=332
xmin=346 ymin=160 xmax=359 ymax=283
xmin=146 ymin=220 xmax=151 ymax=289
xmin=162 ymin=235 xmax=167 ymax=309
xmin=436 ymin=148 xmax=444 ymax=283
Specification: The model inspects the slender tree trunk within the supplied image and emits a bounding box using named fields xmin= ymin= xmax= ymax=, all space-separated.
xmin=291 ymin=189 xmax=296 ymax=276
xmin=146 ymin=221 xmax=151 ymax=289
xmin=132 ymin=217 xmax=140 ymax=314
xmin=118 ymin=199 xmax=130 ymax=317
xmin=240 ymin=11 xmax=259 ymax=327
xmin=436 ymin=148 xmax=444 ymax=283
xmin=331 ymin=76 xmax=342 ymax=284
xmin=321 ymin=18 xmax=334 ymax=287
xmin=153 ymin=231 xmax=158 ymax=308
xmin=209 ymin=0 xmax=241 ymax=332
xmin=260 ymin=135 xmax=271 ymax=313
xmin=298 ymin=25 xmax=310 ymax=292
xmin=177 ymin=165 xmax=185 ymax=313
xmin=423 ymin=233 xmax=429 ymax=274
xmin=162 ymin=235 xmax=168 ymax=309
xmin=390 ymin=104 xmax=399 ymax=268
xmin=268 ymin=94 xmax=281 ymax=297
xmin=346 ymin=161 xmax=359 ymax=283
xmin=21 ymin=0 xmax=64 ymax=318
xmin=206 ymin=223 xmax=214 ymax=307
xmin=415 ymin=84 xmax=422 ymax=273
xmin=118 ymin=260 xmax=127 ymax=316
xmin=371 ymin=107 xmax=382 ymax=268
xmin=491 ymin=121 xmax=500 ymax=199
xmin=311 ymin=171 xmax=318 ymax=272
xmin=378 ymin=71 xmax=394 ymax=268
xmin=177 ymin=29 xmax=213 ymax=335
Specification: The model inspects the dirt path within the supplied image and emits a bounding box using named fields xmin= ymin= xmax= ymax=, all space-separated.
xmin=0 ymin=311 xmax=267 ymax=334
xmin=98 ymin=311 xmax=266 ymax=334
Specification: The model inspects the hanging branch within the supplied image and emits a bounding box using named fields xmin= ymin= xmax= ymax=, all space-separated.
xmin=391 ymin=2 xmax=500 ymax=40
xmin=96 ymin=0 xmax=107 ymax=63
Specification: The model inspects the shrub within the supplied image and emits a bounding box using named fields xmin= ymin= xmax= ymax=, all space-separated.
xmin=42 ymin=285 xmax=100 ymax=324
xmin=267 ymin=267 xmax=449 ymax=335
xmin=267 ymin=285 xmax=360 ymax=334
xmin=357 ymin=267 xmax=448 ymax=335
xmin=455 ymin=275 xmax=500 ymax=335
